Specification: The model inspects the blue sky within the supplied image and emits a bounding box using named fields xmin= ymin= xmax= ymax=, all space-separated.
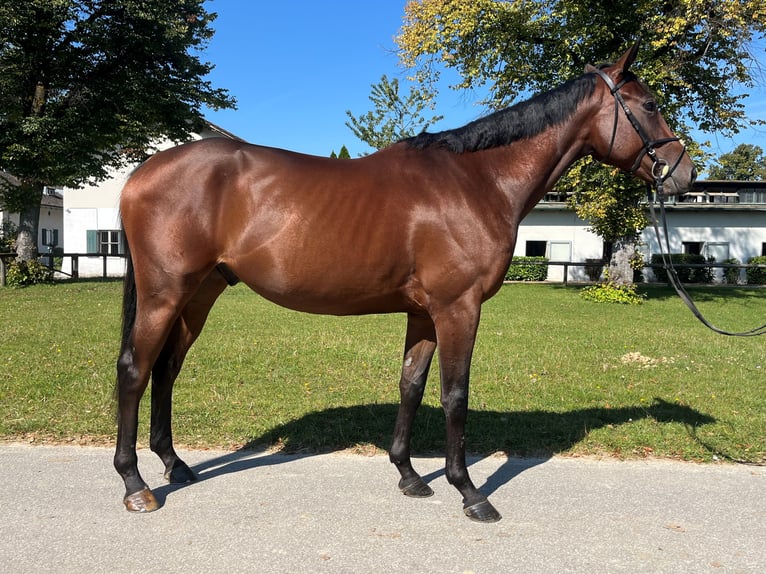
xmin=200 ymin=0 xmax=480 ymax=157
xmin=200 ymin=1 xmax=766 ymax=164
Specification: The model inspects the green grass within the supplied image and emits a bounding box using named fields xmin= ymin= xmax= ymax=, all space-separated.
xmin=1 ymin=281 xmax=764 ymax=463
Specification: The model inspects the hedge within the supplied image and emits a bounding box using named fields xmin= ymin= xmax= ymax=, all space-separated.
xmin=650 ymin=253 xmax=713 ymax=284
xmin=746 ymin=256 xmax=766 ymax=285
xmin=505 ymin=256 xmax=548 ymax=281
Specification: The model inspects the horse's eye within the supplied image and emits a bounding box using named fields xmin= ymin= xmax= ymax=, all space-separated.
xmin=643 ymin=101 xmax=657 ymax=113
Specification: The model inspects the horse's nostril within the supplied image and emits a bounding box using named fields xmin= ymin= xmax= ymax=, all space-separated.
xmin=691 ymin=166 xmax=698 ymax=182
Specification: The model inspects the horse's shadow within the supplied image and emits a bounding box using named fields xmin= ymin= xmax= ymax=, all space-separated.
xmin=151 ymin=397 xmax=715 ymax=507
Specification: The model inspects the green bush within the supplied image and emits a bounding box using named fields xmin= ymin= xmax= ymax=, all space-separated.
xmin=746 ymin=256 xmax=766 ymax=285
xmin=722 ymin=258 xmax=741 ymax=284
xmin=650 ymin=253 xmax=713 ymax=284
xmin=505 ymin=256 xmax=548 ymax=281
xmin=580 ymin=281 xmax=646 ymax=305
xmin=0 ymin=221 xmax=17 ymax=252
xmin=5 ymin=259 xmax=53 ymax=287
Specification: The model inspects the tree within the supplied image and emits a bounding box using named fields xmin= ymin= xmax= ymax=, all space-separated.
xmin=0 ymin=0 xmax=235 ymax=261
xmin=397 ymin=0 xmax=766 ymax=283
xmin=346 ymin=74 xmax=443 ymax=151
xmin=330 ymin=146 xmax=351 ymax=158
xmin=707 ymin=144 xmax=766 ymax=181
xmin=562 ymin=160 xmax=648 ymax=284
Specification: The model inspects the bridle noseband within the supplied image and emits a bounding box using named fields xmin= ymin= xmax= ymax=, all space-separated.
xmin=593 ymin=67 xmax=685 ymax=196
xmin=592 ymin=66 xmax=766 ymax=337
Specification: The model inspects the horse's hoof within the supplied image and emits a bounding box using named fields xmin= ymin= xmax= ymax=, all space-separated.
xmin=123 ymin=488 xmax=160 ymax=513
xmin=164 ymin=460 xmax=197 ymax=484
xmin=398 ymin=476 xmax=434 ymax=498
xmin=463 ymin=499 xmax=502 ymax=523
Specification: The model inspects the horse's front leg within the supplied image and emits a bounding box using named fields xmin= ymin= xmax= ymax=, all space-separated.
xmin=390 ymin=314 xmax=437 ymax=497
xmin=435 ymin=302 xmax=502 ymax=523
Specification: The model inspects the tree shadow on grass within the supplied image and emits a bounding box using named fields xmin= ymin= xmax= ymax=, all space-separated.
xmin=151 ymin=397 xmax=715 ymax=507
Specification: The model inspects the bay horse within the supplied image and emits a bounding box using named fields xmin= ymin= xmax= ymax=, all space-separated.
xmin=115 ymin=43 xmax=696 ymax=522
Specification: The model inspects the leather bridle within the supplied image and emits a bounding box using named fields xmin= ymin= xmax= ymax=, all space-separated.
xmin=593 ymin=66 xmax=766 ymax=337
xmin=593 ymin=66 xmax=687 ymax=195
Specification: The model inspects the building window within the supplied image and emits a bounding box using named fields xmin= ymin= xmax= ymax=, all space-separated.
xmin=87 ymin=229 xmax=124 ymax=255
xmin=526 ymin=240 xmax=547 ymax=257
xmin=41 ymin=228 xmax=59 ymax=247
xmin=682 ymin=241 xmax=702 ymax=255
xmin=741 ymin=190 xmax=766 ymax=204
xmin=705 ymin=242 xmax=729 ymax=261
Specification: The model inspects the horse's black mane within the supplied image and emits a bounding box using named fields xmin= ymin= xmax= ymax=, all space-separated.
xmin=404 ymin=74 xmax=598 ymax=153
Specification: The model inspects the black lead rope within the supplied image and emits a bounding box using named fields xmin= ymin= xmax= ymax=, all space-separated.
xmin=647 ymin=183 xmax=766 ymax=337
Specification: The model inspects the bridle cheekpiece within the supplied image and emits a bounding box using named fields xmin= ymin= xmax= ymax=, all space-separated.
xmin=592 ymin=66 xmax=685 ymax=197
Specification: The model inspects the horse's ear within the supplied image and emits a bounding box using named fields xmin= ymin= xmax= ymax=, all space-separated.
xmin=615 ymin=40 xmax=641 ymax=73
xmin=584 ymin=63 xmax=597 ymax=73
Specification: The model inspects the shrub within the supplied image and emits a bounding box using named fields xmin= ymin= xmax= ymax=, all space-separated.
xmin=746 ymin=256 xmax=766 ymax=285
xmin=0 ymin=221 xmax=17 ymax=252
xmin=722 ymin=258 xmax=741 ymax=285
xmin=650 ymin=253 xmax=714 ymax=284
xmin=505 ymin=256 xmax=548 ymax=281
xmin=5 ymin=259 xmax=53 ymax=287
xmin=630 ymin=250 xmax=645 ymax=283
xmin=580 ymin=281 xmax=646 ymax=305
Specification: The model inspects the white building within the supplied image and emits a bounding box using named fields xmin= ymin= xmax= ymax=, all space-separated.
xmin=514 ymin=181 xmax=766 ymax=283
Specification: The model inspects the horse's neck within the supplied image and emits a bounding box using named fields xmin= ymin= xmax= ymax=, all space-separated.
xmin=485 ymin=101 xmax=597 ymax=216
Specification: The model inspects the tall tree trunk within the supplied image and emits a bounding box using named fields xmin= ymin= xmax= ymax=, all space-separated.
xmin=608 ymin=238 xmax=636 ymax=287
xmin=15 ymin=185 xmax=44 ymax=262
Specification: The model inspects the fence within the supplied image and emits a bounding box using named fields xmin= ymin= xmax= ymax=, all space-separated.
xmin=506 ymin=259 xmax=766 ymax=286
xmin=2 ymin=252 xmax=766 ymax=287
xmin=0 ymin=252 xmax=127 ymax=285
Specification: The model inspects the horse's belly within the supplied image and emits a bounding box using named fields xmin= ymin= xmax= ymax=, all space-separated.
xmin=230 ymin=252 xmax=413 ymax=316
xmin=257 ymin=289 xmax=408 ymax=316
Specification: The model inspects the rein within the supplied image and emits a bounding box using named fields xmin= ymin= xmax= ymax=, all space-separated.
xmin=594 ymin=67 xmax=766 ymax=337
xmin=647 ymin=187 xmax=766 ymax=337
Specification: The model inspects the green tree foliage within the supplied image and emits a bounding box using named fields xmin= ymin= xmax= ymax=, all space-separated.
xmin=0 ymin=0 xmax=235 ymax=260
xmin=398 ymin=0 xmax=765 ymax=136
xmin=330 ymin=146 xmax=351 ymax=158
xmin=346 ymin=74 xmax=443 ymax=151
xmin=397 ymin=0 xmax=766 ymax=283
xmin=707 ymin=144 xmax=766 ymax=181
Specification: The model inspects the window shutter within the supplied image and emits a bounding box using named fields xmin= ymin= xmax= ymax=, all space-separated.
xmin=118 ymin=231 xmax=127 ymax=255
xmin=86 ymin=230 xmax=98 ymax=253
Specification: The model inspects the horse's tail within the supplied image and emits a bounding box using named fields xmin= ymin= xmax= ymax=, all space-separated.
xmin=119 ymin=230 xmax=136 ymax=359
xmin=114 ymin=222 xmax=136 ymax=405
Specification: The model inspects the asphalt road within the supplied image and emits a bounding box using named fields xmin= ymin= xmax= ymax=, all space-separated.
xmin=0 ymin=443 xmax=763 ymax=573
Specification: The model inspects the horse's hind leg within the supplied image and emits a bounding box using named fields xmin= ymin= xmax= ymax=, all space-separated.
xmin=115 ymin=299 xmax=184 ymax=512
xmin=390 ymin=313 xmax=437 ymax=497
xmin=149 ymin=271 xmax=228 ymax=484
